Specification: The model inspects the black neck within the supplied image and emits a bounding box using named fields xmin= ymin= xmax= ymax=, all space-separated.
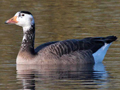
xmin=20 ymin=24 xmax=35 ymax=54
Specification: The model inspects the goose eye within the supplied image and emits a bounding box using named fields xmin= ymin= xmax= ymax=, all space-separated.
xmin=22 ymin=14 xmax=24 ymax=16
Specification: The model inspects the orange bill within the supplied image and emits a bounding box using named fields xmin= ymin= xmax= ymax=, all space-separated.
xmin=5 ymin=16 xmax=18 ymax=24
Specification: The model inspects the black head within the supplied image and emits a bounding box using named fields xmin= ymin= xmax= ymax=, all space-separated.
xmin=20 ymin=11 xmax=32 ymax=15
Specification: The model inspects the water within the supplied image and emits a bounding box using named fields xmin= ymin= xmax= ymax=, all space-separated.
xmin=0 ymin=0 xmax=120 ymax=90
xmin=16 ymin=63 xmax=107 ymax=90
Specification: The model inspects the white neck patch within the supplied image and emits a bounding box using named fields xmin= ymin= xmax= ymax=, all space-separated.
xmin=23 ymin=26 xmax=32 ymax=33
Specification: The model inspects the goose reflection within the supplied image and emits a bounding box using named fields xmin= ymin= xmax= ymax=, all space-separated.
xmin=16 ymin=62 xmax=108 ymax=90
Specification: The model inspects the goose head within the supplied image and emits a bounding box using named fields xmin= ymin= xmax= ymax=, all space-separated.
xmin=5 ymin=11 xmax=35 ymax=29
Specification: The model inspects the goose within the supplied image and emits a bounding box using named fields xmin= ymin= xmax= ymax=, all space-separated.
xmin=5 ymin=11 xmax=117 ymax=64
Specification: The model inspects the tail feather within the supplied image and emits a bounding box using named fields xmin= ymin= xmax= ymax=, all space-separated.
xmin=92 ymin=35 xmax=117 ymax=44
xmin=105 ymin=36 xmax=117 ymax=43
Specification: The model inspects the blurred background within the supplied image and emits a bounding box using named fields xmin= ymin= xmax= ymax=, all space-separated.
xmin=0 ymin=0 xmax=120 ymax=90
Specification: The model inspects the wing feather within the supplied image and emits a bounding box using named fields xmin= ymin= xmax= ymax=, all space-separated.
xmin=38 ymin=36 xmax=117 ymax=57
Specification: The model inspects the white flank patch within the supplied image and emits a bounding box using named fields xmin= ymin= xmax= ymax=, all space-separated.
xmin=93 ymin=43 xmax=112 ymax=63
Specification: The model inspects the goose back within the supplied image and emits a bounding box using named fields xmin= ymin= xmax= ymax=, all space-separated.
xmin=37 ymin=36 xmax=117 ymax=64
xmin=38 ymin=37 xmax=106 ymax=56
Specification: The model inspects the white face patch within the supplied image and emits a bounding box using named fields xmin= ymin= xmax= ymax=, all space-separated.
xmin=14 ymin=12 xmax=35 ymax=31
